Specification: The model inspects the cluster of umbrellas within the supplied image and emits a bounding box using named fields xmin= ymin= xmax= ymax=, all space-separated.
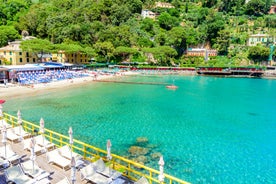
xmin=1 ymin=106 xmax=166 ymax=183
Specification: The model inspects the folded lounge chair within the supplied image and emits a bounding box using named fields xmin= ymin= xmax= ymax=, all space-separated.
xmin=93 ymin=158 xmax=122 ymax=180
xmin=46 ymin=149 xmax=71 ymax=171
xmin=21 ymin=159 xmax=50 ymax=180
xmin=5 ymin=164 xmax=36 ymax=184
xmin=80 ymin=163 xmax=112 ymax=184
xmin=0 ymin=144 xmax=21 ymax=164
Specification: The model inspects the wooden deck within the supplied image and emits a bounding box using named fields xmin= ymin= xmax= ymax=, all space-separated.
xmin=0 ymin=139 xmax=132 ymax=184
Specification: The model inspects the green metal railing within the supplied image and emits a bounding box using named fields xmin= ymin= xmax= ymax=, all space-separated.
xmin=3 ymin=112 xmax=190 ymax=184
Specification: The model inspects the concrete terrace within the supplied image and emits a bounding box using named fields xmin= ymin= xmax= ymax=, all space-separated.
xmin=0 ymin=140 xmax=132 ymax=184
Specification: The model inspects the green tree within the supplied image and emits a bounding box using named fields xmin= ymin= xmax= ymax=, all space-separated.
xmin=248 ymin=45 xmax=270 ymax=63
xmin=214 ymin=29 xmax=231 ymax=55
xmin=0 ymin=25 xmax=21 ymax=47
xmin=114 ymin=46 xmax=138 ymax=61
xmin=20 ymin=38 xmax=55 ymax=61
xmin=245 ymin=0 xmax=267 ymax=16
xmin=158 ymin=12 xmax=179 ymax=30
xmin=94 ymin=41 xmax=115 ymax=62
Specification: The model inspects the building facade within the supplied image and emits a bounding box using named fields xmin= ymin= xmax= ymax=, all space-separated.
xmin=186 ymin=48 xmax=218 ymax=57
xmin=247 ymin=34 xmax=276 ymax=46
xmin=52 ymin=52 xmax=89 ymax=64
xmin=0 ymin=40 xmax=38 ymax=65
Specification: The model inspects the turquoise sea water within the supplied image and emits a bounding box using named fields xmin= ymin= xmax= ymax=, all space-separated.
xmin=3 ymin=75 xmax=276 ymax=183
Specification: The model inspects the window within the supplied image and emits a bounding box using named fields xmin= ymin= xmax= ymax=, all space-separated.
xmin=72 ymin=59 xmax=73 ymax=62
xmin=33 ymin=58 xmax=36 ymax=63
xmin=4 ymin=51 xmax=6 ymax=55
xmin=19 ymin=58 xmax=23 ymax=62
xmin=80 ymin=59 xmax=82 ymax=62
xmin=10 ymin=58 xmax=12 ymax=62
xmin=26 ymin=52 xmax=29 ymax=57
xmin=27 ymin=58 xmax=29 ymax=62
xmin=19 ymin=52 xmax=22 ymax=55
xmin=72 ymin=54 xmax=74 ymax=57
xmin=9 ymin=51 xmax=12 ymax=55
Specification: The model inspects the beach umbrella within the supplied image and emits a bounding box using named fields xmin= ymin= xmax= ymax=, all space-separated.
xmin=71 ymin=156 xmax=76 ymax=184
xmin=30 ymin=137 xmax=36 ymax=174
xmin=1 ymin=125 xmax=7 ymax=158
xmin=106 ymin=139 xmax=112 ymax=160
xmin=17 ymin=110 xmax=23 ymax=141
xmin=39 ymin=118 xmax=46 ymax=152
xmin=0 ymin=99 xmax=5 ymax=104
xmin=158 ymin=156 xmax=165 ymax=183
xmin=68 ymin=127 xmax=73 ymax=158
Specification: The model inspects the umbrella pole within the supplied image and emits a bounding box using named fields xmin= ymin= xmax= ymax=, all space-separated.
xmin=4 ymin=143 xmax=6 ymax=158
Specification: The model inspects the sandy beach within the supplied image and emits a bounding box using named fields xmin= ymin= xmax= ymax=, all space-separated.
xmin=0 ymin=71 xmax=138 ymax=100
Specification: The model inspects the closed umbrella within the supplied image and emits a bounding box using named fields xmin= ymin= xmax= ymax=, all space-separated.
xmin=106 ymin=139 xmax=112 ymax=160
xmin=68 ymin=127 xmax=73 ymax=159
xmin=30 ymin=137 xmax=36 ymax=174
xmin=158 ymin=156 xmax=165 ymax=183
xmin=39 ymin=118 xmax=46 ymax=152
xmin=17 ymin=110 xmax=23 ymax=141
xmin=2 ymin=125 xmax=7 ymax=158
xmin=71 ymin=156 xmax=76 ymax=184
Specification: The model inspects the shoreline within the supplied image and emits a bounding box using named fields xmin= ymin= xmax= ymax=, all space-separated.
xmin=0 ymin=71 xmax=138 ymax=100
xmin=1 ymin=70 xmax=276 ymax=100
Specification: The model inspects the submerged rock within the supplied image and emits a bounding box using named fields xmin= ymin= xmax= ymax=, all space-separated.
xmin=136 ymin=137 xmax=148 ymax=144
xmin=151 ymin=152 xmax=162 ymax=159
xmin=128 ymin=146 xmax=149 ymax=156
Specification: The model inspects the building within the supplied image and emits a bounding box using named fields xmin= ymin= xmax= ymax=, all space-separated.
xmin=0 ymin=40 xmax=38 ymax=65
xmin=52 ymin=52 xmax=89 ymax=64
xmin=186 ymin=48 xmax=218 ymax=57
xmin=155 ymin=2 xmax=174 ymax=8
xmin=141 ymin=9 xmax=156 ymax=19
xmin=247 ymin=34 xmax=276 ymax=46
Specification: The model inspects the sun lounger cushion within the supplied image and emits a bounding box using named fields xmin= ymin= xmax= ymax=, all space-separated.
xmin=5 ymin=165 xmax=35 ymax=184
xmin=80 ymin=164 xmax=112 ymax=184
xmin=46 ymin=149 xmax=71 ymax=171
xmin=93 ymin=158 xmax=122 ymax=179
xmin=21 ymin=160 xmax=50 ymax=179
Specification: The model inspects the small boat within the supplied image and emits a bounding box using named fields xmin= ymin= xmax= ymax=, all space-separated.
xmin=166 ymin=85 xmax=178 ymax=89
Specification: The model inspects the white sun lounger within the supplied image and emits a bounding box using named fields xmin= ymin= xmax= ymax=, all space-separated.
xmin=134 ymin=177 xmax=150 ymax=184
xmin=93 ymin=158 xmax=122 ymax=180
xmin=12 ymin=126 xmax=31 ymax=138
xmin=6 ymin=128 xmax=21 ymax=143
xmin=21 ymin=159 xmax=50 ymax=180
xmin=58 ymin=145 xmax=82 ymax=160
xmin=56 ymin=177 xmax=71 ymax=184
xmin=80 ymin=163 xmax=112 ymax=184
xmin=23 ymin=137 xmax=45 ymax=155
xmin=0 ymin=144 xmax=21 ymax=164
xmin=0 ymin=119 xmax=12 ymax=129
xmin=35 ymin=135 xmax=55 ymax=150
xmin=5 ymin=164 xmax=36 ymax=184
xmin=46 ymin=149 xmax=71 ymax=171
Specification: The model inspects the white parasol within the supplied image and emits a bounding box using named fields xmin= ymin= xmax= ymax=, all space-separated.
xmin=30 ymin=137 xmax=36 ymax=174
xmin=71 ymin=156 xmax=76 ymax=184
xmin=2 ymin=125 xmax=7 ymax=158
xmin=68 ymin=127 xmax=73 ymax=159
xmin=106 ymin=139 xmax=112 ymax=160
xmin=39 ymin=118 xmax=46 ymax=152
xmin=158 ymin=156 xmax=165 ymax=183
xmin=17 ymin=110 xmax=23 ymax=141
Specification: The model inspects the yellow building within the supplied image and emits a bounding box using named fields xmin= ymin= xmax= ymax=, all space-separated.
xmin=0 ymin=40 xmax=38 ymax=65
xmin=52 ymin=52 xmax=89 ymax=64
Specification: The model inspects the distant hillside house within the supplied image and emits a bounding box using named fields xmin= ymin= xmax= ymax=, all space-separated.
xmin=52 ymin=52 xmax=89 ymax=64
xmin=247 ymin=34 xmax=276 ymax=46
xmin=141 ymin=9 xmax=156 ymax=19
xmin=186 ymin=48 xmax=218 ymax=57
xmin=155 ymin=2 xmax=174 ymax=8
xmin=269 ymin=6 xmax=276 ymax=14
xmin=0 ymin=40 xmax=38 ymax=65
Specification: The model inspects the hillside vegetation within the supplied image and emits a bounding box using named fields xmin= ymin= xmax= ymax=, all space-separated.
xmin=0 ymin=0 xmax=276 ymax=67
